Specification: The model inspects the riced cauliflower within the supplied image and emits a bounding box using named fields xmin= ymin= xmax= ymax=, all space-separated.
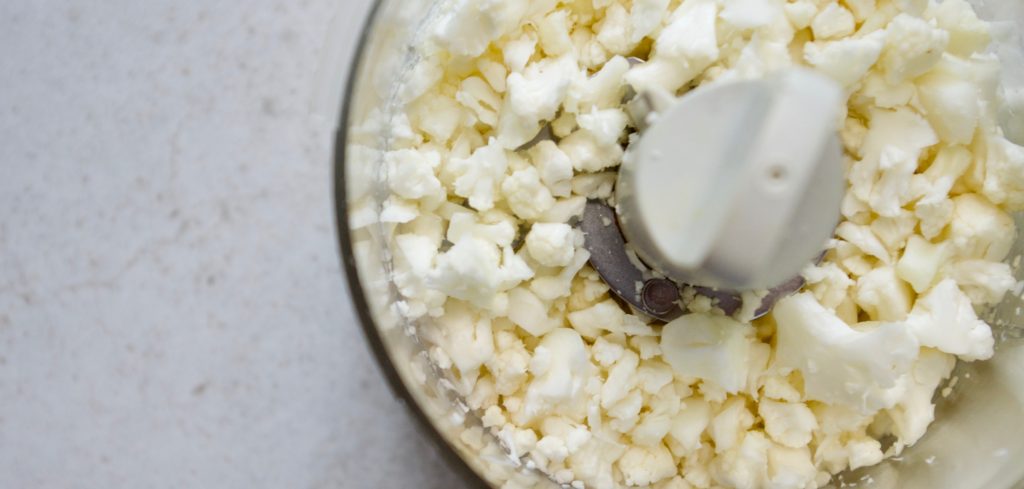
xmin=348 ymin=0 xmax=1024 ymax=487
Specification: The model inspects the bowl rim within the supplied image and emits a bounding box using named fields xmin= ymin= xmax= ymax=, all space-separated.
xmin=331 ymin=1 xmax=492 ymax=487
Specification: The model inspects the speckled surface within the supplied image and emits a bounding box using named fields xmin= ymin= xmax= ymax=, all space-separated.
xmin=0 ymin=1 xmax=467 ymax=487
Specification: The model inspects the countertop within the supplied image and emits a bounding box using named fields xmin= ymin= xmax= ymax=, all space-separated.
xmin=0 ymin=1 xmax=466 ymax=487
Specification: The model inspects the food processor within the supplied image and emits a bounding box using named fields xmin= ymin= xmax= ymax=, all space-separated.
xmin=332 ymin=0 xmax=1024 ymax=487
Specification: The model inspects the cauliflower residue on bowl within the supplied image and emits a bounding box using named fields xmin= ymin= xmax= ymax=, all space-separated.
xmin=347 ymin=0 xmax=1024 ymax=487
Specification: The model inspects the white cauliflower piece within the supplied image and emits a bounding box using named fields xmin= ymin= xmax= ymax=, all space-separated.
xmin=502 ymin=167 xmax=556 ymax=220
xmin=525 ymin=222 xmax=576 ymax=268
xmin=928 ymin=0 xmax=991 ymax=57
xmin=804 ymin=31 xmax=885 ymax=88
xmin=850 ymin=107 xmax=938 ymax=208
xmin=630 ymin=0 xmax=671 ymax=43
xmin=565 ymin=55 xmax=630 ymax=113
xmin=710 ymin=397 xmax=756 ymax=454
xmin=503 ymin=33 xmax=537 ymax=73
xmin=812 ymin=3 xmax=856 ymax=40
xmin=523 ymin=328 xmax=592 ymax=421
xmin=784 ymin=1 xmax=818 ymax=30
xmin=803 ymin=263 xmax=855 ymax=310
xmin=896 ymin=236 xmax=950 ymax=293
xmin=447 ymin=139 xmax=508 ymax=211
xmin=456 ymin=76 xmax=502 ymax=127
xmin=601 ymin=351 xmax=640 ymax=408
xmin=880 ymin=14 xmax=949 ymax=84
xmin=432 ymin=0 xmax=527 ymax=57
xmin=948 ymin=194 xmax=1016 ymax=261
xmin=660 ymin=314 xmax=752 ymax=394
xmin=596 ymin=3 xmax=636 ymax=56
xmin=711 ymin=430 xmax=770 ymax=489
xmin=626 ymin=0 xmax=719 ymax=93
xmin=507 ymin=287 xmax=559 ymax=337
xmin=668 ymin=397 xmax=712 ymax=455
xmin=981 ymin=134 xmax=1024 ymax=210
xmin=499 ymin=55 xmax=579 ymax=148
xmin=774 ymin=293 xmax=919 ymax=414
xmin=617 ymin=444 xmax=677 ymax=487
xmin=856 ymin=266 xmax=914 ymax=321
xmin=759 ymin=400 xmax=819 ymax=448
xmin=387 ymin=149 xmax=444 ymax=202
xmin=719 ymin=0 xmax=783 ymax=29
xmin=568 ymin=299 xmax=626 ymax=339
xmin=434 ymin=301 xmax=494 ymax=375
xmin=528 ymin=140 xmax=574 ymax=197
xmin=905 ymin=279 xmax=995 ymax=361
xmin=767 ymin=445 xmax=818 ymax=489
xmin=884 ymin=348 xmax=956 ymax=449
xmin=946 ymin=259 xmax=1017 ymax=305
xmin=870 ymin=146 xmax=918 ymax=217
xmin=835 ymin=222 xmax=891 ymax=264
xmin=577 ymin=108 xmax=630 ymax=149
xmin=560 ymin=129 xmax=625 ymax=172
xmin=917 ymin=70 xmax=980 ymax=146
xmin=538 ymin=10 xmax=573 ymax=57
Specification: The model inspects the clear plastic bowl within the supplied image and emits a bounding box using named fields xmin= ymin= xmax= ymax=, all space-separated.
xmin=334 ymin=1 xmax=1024 ymax=487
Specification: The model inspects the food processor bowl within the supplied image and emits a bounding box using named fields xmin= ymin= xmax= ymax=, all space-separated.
xmin=333 ymin=1 xmax=1024 ymax=487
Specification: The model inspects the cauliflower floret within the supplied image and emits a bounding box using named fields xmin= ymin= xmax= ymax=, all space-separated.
xmin=883 ymin=348 xmax=956 ymax=450
xmin=596 ymin=3 xmax=637 ymax=56
xmin=981 ymin=134 xmax=1024 ymax=210
xmin=896 ymin=236 xmax=950 ymax=293
xmin=711 ymin=430 xmax=770 ymax=489
xmin=507 ymin=286 xmax=560 ymax=337
xmin=499 ymin=55 xmax=580 ymax=148
xmin=849 ymin=107 xmax=938 ymax=208
xmin=434 ymin=301 xmax=495 ymax=375
xmin=538 ymin=10 xmax=573 ymax=57
xmin=502 ymin=167 xmax=556 ymax=220
xmin=905 ymin=279 xmax=995 ymax=361
xmin=432 ymin=0 xmax=527 ymax=57
xmin=879 ymin=14 xmax=949 ymax=84
xmin=409 ymin=91 xmax=465 ymax=144
xmin=835 ymin=222 xmax=891 ymax=264
xmin=528 ymin=140 xmax=574 ymax=197
xmin=565 ymin=55 xmax=631 ymax=113
xmin=503 ymin=33 xmax=537 ymax=73
xmin=870 ymin=146 xmax=918 ymax=217
xmin=526 ymin=222 xmax=577 ymax=267
xmin=759 ymin=400 xmax=819 ymax=448
xmin=928 ymin=0 xmax=991 ymax=57
xmin=668 ymin=397 xmax=712 ymax=455
xmin=948 ymin=194 xmax=1016 ymax=261
xmin=710 ymin=397 xmax=757 ymax=454
xmin=617 ymin=444 xmax=677 ymax=487
xmin=630 ymin=0 xmax=671 ymax=43
xmin=447 ymin=139 xmax=508 ymax=211
xmin=945 ymin=259 xmax=1017 ymax=305
xmin=774 ymin=293 xmax=919 ymax=414
xmin=804 ymin=31 xmax=885 ymax=88
xmin=856 ymin=266 xmax=914 ymax=321
xmin=917 ymin=68 xmax=981 ymax=146
xmin=626 ymin=0 xmax=719 ymax=92
xmin=812 ymin=3 xmax=856 ymax=40
xmin=784 ymin=1 xmax=818 ymax=30
xmin=523 ymin=328 xmax=592 ymax=421
xmin=456 ymin=76 xmax=502 ymax=127
xmin=660 ymin=314 xmax=753 ymax=394
xmin=602 ymin=351 xmax=641 ymax=408
xmin=560 ymin=128 xmax=625 ymax=172
xmin=568 ymin=299 xmax=626 ymax=339
xmin=767 ymin=445 xmax=818 ymax=489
